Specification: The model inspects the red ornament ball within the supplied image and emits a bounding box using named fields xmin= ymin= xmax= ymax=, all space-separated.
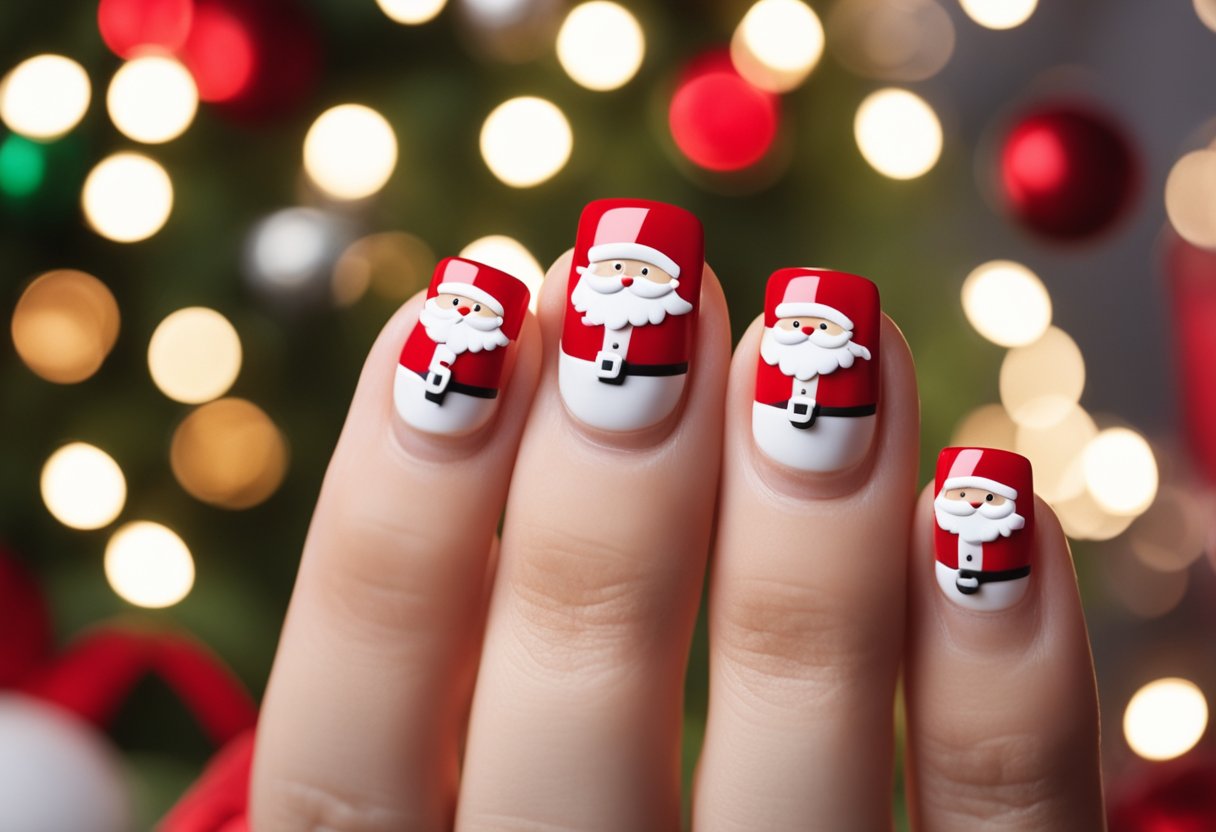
xmin=999 ymin=104 xmax=1138 ymax=241
xmin=669 ymin=53 xmax=779 ymax=172
xmin=98 ymin=0 xmax=194 ymax=58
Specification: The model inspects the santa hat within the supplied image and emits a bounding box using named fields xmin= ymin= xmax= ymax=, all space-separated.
xmin=580 ymin=198 xmax=703 ymax=282
xmin=430 ymin=257 xmax=530 ymax=338
xmin=764 ymin=268 xmax=878 ymax=330
xmin=936 ymin=446 xmax=1032 ymax=502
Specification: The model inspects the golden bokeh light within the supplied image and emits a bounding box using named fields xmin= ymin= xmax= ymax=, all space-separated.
xmin=959 ymin=0 xmax=1037 ymax=30
xmin=82 ymin=152 xmax=174 ymax=243
xmin=1124 ymin=678 xmax=1209 ymax=761
xmin=557 ymin=2 xmax=645 ymax=91
xmin=104 ymin=521 xmax=195 ymax=609
xmin=0 ymin=54 xmax=91 ymax=140
xmin=1015 ymin=404 xmax=1095 ymax=503
xmin=961 ymin=260 xmax=1052 ymax=347
xmin=1129 ymin=484 xmax=1211 ymax=573
xmin=950 ymin=403 xmax=1017 ymax=451
xmin=40 ymin=443 xmax=126 ymax=530
xmin=1164 ymin=149 xmax=1216 ymax=249
xmin=480 ymin=97 xmax=572 ymax=188
xmin=731 ymin=0 xmax=824 ymax=93
xmin=460 ymin=235 xmax=546 ymax=314
xmin=1197 ymin=0 xmax=1216 ymax=32
xmin=303 ymin=104 xmax=398 ymax=200
xmin=332 ymin=232 xmax=436 ymax=304
xmin=853 ymin=88 xmax=942 ymax=179
xmin=827 ymin=0 xmax=955 ymax=82
xmin=376 ymin=0 xmax=447 ymax=24
xmin=170 ymin=398 xmax=288 ymax=509
xmin=1056 ymin=490 xmax=1135 ymax=542
xmin=147 ymin=307 xmax=242 ymax=404
xmin=107 ymin=54 xmax=198 ymax=144
xmin=1083 ymin=427 xmax=1159 ymax=516
xmin=11 ymin=270 xmax=120 ymax=384
xmin=999 ymin=326 xmax=1085 ymax=428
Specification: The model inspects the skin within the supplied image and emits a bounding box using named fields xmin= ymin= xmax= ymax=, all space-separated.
xmin=943 ymin=487 xmax=1009 ymax=507
xmin=250 ymin=253 xmax=1104 ymax=831
xmin=774 ymin=315 xmax=845 ymax=336
xmin=587 ymin=258 xmax=676 ymax=284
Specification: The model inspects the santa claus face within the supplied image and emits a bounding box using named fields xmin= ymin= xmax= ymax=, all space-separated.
xmin=419 ymin=292 xmax=509 ymax=355
xmin=759 ymin=313 xmax=872 ymax=381
xmin=934 ymin=488 xmax=1025 ymax=544
xmin=571 ymin=258 xmax=693 ymax=330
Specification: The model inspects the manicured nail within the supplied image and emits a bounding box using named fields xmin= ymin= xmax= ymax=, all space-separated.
xmin=933 ymin=447 xmax=1035 ymax=612
xmin=559 ymin=198 xmax=704 ymax=432
xmin=752 ymin=268 xmax=880 ymax=472
xmin=394 ymin=257 xmax=530 ymax=436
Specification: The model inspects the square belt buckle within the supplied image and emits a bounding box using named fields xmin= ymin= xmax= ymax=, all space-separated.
xmin=787 ymin=395 xmax=816 ymax=426
xmin=595 ymin=350 xmax=624 ymax=381
xmin=425 ymin=364 xmax=452 ymax=394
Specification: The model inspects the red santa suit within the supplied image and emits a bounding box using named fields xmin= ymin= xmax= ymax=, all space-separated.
xmin=395 ymin=257 xmax=529 ymax=436
xmin=933 ymin=447 xmax=1035 ymax=611
xmin=752 ymin=269 xmax=880 ymax=472
xmin=559 ymin=198 xmax=704 ymax=432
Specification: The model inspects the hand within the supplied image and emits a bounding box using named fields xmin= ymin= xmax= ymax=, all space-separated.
xmin=249 ymin=244 xmax=1103 ymax=830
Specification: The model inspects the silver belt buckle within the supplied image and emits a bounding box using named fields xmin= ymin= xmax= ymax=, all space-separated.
xmin=425 ymin=364 xmax=452 ymax=394
xmin=595 ymin=350 xmax=623 ymax=381
xmin=787 ymin=395 xmax=815 ymax=425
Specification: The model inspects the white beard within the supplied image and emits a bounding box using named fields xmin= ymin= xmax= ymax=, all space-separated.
xmin=934 ymin=495 xmax=1025 ymax=544
xmin=570 ymin=267 xmax=694 ymax=331
xmin=419 ymin=299 xmax=508 ymax=355
xmin=759 ymin=326 xmax=871 ymax=381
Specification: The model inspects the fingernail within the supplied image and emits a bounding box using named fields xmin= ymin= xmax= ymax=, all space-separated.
xmin=559 ymin=198 xmax=704 ymax=432
xmin=395 ymin=257 xmax=530 ymax=436
xmin=933 ymin=447 xmax=1035 ymax=612
xmin=752 ymin=268 xmax=880 ymax=472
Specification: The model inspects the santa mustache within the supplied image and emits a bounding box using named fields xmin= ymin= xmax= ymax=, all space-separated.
xmin=934 ymin=494 xmax=1025 ymax=544
xmin=574 ymin=267 xmax=681 ymax=299
xmin=759 ymin=327 xmax=871 ymax=381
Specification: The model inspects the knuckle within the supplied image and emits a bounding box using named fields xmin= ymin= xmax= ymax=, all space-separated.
xmin=254 ymin=778 xmax=428 ymax=832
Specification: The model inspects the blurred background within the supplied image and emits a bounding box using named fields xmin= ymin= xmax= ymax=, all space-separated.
xmin=1 ymin=0 xmax=1215 ymax=827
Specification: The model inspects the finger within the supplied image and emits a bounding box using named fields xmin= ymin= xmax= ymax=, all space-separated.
xmin=905 ymin=452 xmax=1104 ymax=831
xmin=458 ymin=200 xmax=730 ymax=832
xmin=250 ymin=258 xmax=540 ymax=831
xmin=694 ymin=278 xmax=921 ymax=831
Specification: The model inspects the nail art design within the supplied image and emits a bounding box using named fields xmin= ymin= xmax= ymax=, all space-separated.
xmin=558 ymin=198 xmax=704 ymax=432
xmin=752 ymin=269 xmax=879 ymax=472
xmin=395 ymin=257 xmax=530 ymax=436
xmin=933 ymin=447 xmax=1034 ymax=611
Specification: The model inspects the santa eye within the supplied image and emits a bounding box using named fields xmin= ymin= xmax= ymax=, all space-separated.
xmin=819 ymin=323 xmax=828 ymax=330
xmin=959 ymin=491 xmax=966 ymax=498
xmin=613 ymin=262 xmax=623 ymax=271
xmin=451 ymin=298 xmax=459 ymax=306
xmin=473 ymin=304 xmax=481 ymax=312
xmin=792 ymin=321 xmax=800 ymax=329
xmin=641 ymin=267 xmax=649 ymax=276
xmin=985 ymin=494 xmax=994 ymax=502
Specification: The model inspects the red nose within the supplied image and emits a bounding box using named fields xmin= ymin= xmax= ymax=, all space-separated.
xmin=620 ymin=276 xmax=634 ymax=287
xmin=969 ymin=501 xmax=982 ymax=508
xmin=457 ymin=306 xmax=470 ymax=316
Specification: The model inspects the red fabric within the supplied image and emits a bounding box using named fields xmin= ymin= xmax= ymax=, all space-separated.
xmin=754 ymin=269 xmax=880 ymax=409
xmin=159 ymin=730 xmax=254 ymax=832
xmin=399 ymin=329 xmax=507 ymax=392
xmin=0 ymin=548 xmax=52 ymax=687
xmin=933 ymin=447 xmax=1034 ymax=572
xmin=560 ymin=199 xmax=704 ymax=367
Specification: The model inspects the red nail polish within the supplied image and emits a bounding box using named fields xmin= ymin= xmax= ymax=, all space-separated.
xmin=395 ymin=257 xmax=530 ymax=436
xmin=753 ymin=268 xmax=880 ymax=472
xmin=559 ymin=198 xmax=704 ymax=432
xmin=933 ymin=447 xmax=1035 ymax=611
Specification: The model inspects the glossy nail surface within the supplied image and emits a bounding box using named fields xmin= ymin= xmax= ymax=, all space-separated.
xmin=395 ymin=257 xmax=530 ymax=436
xmin=559 ymin=198 xmax=704 ymax=432
xmin=933 ymin=447 xmax=1034 ymax=611
xmin=752 ymin=268 xmax=880 ymax=472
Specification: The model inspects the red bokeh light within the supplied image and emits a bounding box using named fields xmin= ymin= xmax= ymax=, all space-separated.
xmin=1166 ymin=231 xmax=1216 ymax=488
xmin=98 ymin=0 xmax=195 ymax=58
xmin=668 ymin=53 xmax=779 ymax=172
xmin=179 ymin=1 xmax=256 ymax=102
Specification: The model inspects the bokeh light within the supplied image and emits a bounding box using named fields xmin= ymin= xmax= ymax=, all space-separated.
xmin=82 ymin=152 xmax=174 ymax=243
xmin=731 ymin=0 xmax=824 ymax=93
xmin=1129 ymin=484 xmax=1211 ymax=572
xmin=827 ymin=0 xmax=955 ymax=82
xmin=0 ymin=134 xmax=46 ymax=198
xmin=557 ymin=2 xmax=645 ymax=91
xmin=854 ymin=88 xmax=942 ymax=179
xmin=105 ymin=521 xmax=195 ymax=608
xmin=961 ymin=260 xmax=1052 ymax=347
xmin=40 ymin=443 xmax=127 ymax=530
xmin=11 ymin=270 xmax=121 ymax=384
xmin=480 ymin=96 xmax=572 ymax=187
xmin=333 ymin=232 xmax=436 ymax=304
xmin=1083 ymin=427 xmax=1159 ymax=516
xmin=1015 ymin=404 xmax=1095 ymax=503
xmin=1124 ymin=678 xmax=1209 ymax=761
xmin=1165 ymin=149 xmax=1216 ymax=249
xmin=179 ymin=2 xmax=255 ymax=102
xmin=148 ymin=307 xmax=242 ymax=404
xmin=669 ymin=58 xmax=779 ymax=172
xmin=1056 ymin=490 xmax=1136 ymax=542
xmin=98 ymin=0 xmax=195 ymax=58
xmin=303 ymin=104 xmax=398 ymax=200
xmin=171 ymin=398 xmax=288 ymax=509
xmin=460 ymin=235 xmax=546 ymax=313
xmin=1197 ymin=0 xmax=1216 ymax=32
xmin=959 ymin=0 xmax=1037 ymax=30
xmin=376 ymin=0 xmax=448 ymax=25
xmin=0 ymin=55 xmax=91 ymax=140
xmin=950 ymin=403 xmax=1017 ymax=451
xmin=107 ymin=54 xmax=198 ymax=144
xmin=999 ymin=326 xmax=1085 ymax=428
xmin=245 ymin=207 xmax=353 ymax=303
